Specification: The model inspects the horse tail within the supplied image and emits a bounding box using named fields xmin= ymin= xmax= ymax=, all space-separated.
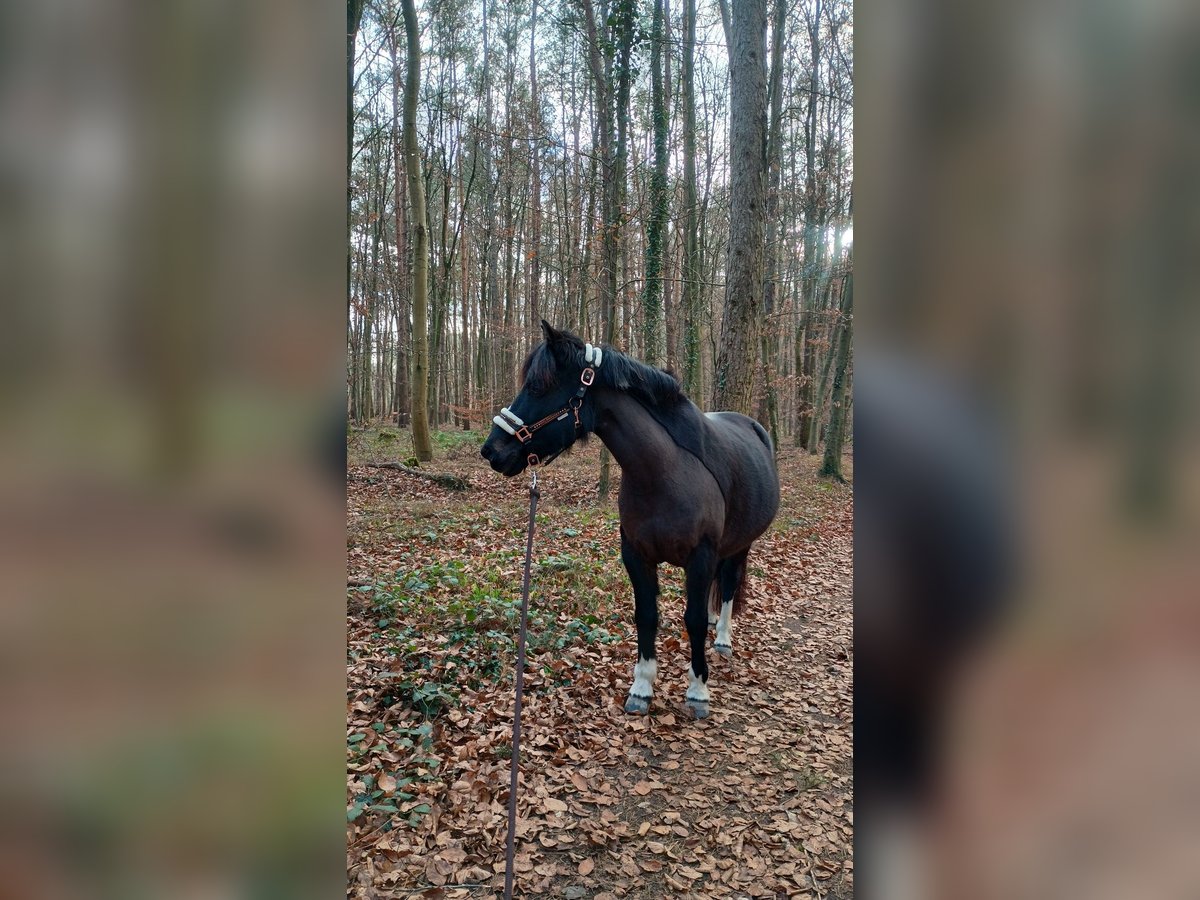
xmin=709 ymin=553 xmax=751 ymax=618
xmin=730 ymin=554 xmax=749 ymax=617
xmin=707 ymin=579 xmax=722 ymax=618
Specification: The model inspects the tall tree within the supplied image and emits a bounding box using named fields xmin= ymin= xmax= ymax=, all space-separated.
xmin=712 ymin=0 xmax=768 ymax=414
xmin=640 ymin=0 xmax=668 ymax=365
xmin=795 ymin=0 xmax=824 ymax=447
xmin=819 ymin=266 xmax=852 ymax=480
xmin=680 ymin=0 xmax=702 ymax=398
xmin=387 ymin=22 xmax=411 ymax=426
xmin=580 ymin=0 xmax=637 ymax=500
xmin=527 ymin=0 xmax=543 ymax=336
xmin=757 ymin=0 xmax=787 ymax=447
xmin=401 ymin=0 xmax=432 ymax=461
xmin=475 ymin=0 xmax=501 ymax=414
xmin=347 ymin=0 xmax=366 ymax=411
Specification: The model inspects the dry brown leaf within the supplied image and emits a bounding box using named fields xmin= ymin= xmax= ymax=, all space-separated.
xmin=346 ymin=449 xmax=853 ymax=899
xmin=577 ymin=858 xmax=595 ymax=876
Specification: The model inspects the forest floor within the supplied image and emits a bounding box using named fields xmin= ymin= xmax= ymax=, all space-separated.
xmin=347 ymin=427 xmax=853 ymax=899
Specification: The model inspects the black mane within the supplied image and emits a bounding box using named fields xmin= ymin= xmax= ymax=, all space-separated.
xmin=521 ymin=332 xmax=686 ymax=409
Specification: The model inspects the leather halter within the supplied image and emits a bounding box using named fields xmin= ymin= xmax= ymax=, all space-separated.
xmin=493 ymin=344 xmax=602 ymax=468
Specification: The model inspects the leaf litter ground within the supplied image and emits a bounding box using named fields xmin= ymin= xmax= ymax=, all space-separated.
xmin=347 ymin=429 xmax=852 ymax=898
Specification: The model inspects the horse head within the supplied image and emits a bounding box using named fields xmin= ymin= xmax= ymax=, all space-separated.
xmin=480 ymin=320 xmax=602 ymax=477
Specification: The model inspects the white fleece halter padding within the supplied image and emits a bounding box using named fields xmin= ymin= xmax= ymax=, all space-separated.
xmin=493 ymin=406 xmax=523 ymax=436
xmin=584 ymin=343 xmax=603 ymax=368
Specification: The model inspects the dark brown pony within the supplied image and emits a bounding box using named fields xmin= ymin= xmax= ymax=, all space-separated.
xmin=481 ymin=322 xmax=780 ymax=718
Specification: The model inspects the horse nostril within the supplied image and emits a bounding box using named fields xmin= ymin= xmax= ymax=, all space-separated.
xmin=480 ymin=443 xmax=492 ymax=460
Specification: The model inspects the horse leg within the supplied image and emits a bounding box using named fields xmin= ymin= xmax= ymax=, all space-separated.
xmin=713 ymin=550 xmax=748 ymax=658
xmin=621 ymin=530 xmax=659 ymax=715
xmin=683 ymin=539 xmax=719 ymax=719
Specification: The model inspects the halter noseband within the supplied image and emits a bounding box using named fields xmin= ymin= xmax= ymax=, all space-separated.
xmin=493 ymin=343 xmax=603 ymax=468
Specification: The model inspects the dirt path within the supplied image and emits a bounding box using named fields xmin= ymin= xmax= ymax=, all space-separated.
xmin=348 ymin=435 xmax=852 ymax=898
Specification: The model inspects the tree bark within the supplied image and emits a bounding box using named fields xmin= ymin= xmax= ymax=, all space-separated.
xmin=527 ymin=0 xmax=543 ymax=337
xmin=640 ymin=0 xmax=668 ymax=366
xmin=681 ymin=0 xmax=702 ymax=399
xmin=387 ymin=26 xmax=411 ymax=427
xmin=796 ymin=0 xmax=824 ymax=447
xmin=711 ymin=0 xmax=768 ymax=416
xmin=401 ymin=0 xmax=433 ymax=461
xmin=757 ymin=0 xmax=787 ymax=447
xmin=580 ymin=0 xmax=636 ymax=501
xmin=819 ymin=267 xmax=852 ymax=481
xmin=347 ymin=0 xmax=365 ymax=418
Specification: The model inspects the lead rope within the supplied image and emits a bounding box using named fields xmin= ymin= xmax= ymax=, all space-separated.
xmin=504 ymin=467 xmax=539 ymax=899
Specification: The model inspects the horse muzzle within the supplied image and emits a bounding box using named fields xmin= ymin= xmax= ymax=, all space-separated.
xmin=480 ymin=432 xmax=528 ymax=477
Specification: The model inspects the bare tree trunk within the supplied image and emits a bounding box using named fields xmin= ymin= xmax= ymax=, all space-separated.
xmin=580 ymin=0 xmax=635 ymax=501
xmin=640 ymin=0 xmax=668 ymax=366
xmin=388 ymin=26 xmax=411 ymax=426
xmin=712 ymin=0 xmax=768 ymax=415
xmin=527 ymin=0 xmax=543 ymax=338
xmin=401 ymin=0 xmax=432 ymax=461
xmin=809 ymin=214 xmax=846 ymax=452
xmin=347 ymin=0 xmax=365 ymax=428
xmin=796 ymin=0 xmax=824 ymax=447
xmin=578 ymin=152 xmax=598 ymax=331
xmin=681 ymin=0 xmax=702 ymax=399
xmin=757 ymin=0 xmax=787 ymax=446
xmin=819 ymin=267 xmax=852 ymax=480
xmin=477 ymin=0 xmax=500 ymax=415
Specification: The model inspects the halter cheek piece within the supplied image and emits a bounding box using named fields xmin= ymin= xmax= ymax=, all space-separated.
xmin=493 ymin=343 xmax=603 ymax=468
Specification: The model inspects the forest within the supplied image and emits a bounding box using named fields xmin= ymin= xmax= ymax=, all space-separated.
xmin=347 ymin=0 xmax=853 ymax=462
xmin=346 ymin=1 xmax=854 ymax=894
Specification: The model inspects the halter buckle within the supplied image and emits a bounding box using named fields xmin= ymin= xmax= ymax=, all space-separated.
xmin=527 ymin=452 xmax=540 ymax=467
xmin=580 ymin=367 xmax=595 ymax=387
xmin=513 ymin=425 xmax=532 ymax=443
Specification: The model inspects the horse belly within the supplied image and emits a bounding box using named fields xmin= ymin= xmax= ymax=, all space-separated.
xmin=618 ymin=463 xmax=725 ymax=567
xmin=619 ymin=496 xmax=714 ymax=567
xmin=622 ymin=519 xmax=702 ymax=568
xmin=718 ymin=473 xmax=781 ymax=555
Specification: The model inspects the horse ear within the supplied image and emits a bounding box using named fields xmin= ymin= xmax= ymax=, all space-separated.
xmin=540 ymin=320 xmax=561 ymax=344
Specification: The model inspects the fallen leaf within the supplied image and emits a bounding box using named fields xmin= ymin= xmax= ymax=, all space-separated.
xmin=578 ymin=858 xmax=595 ymax=875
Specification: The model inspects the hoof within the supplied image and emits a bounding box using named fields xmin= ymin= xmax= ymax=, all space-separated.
xmin=624 ymin=695 xmax=651 ymax=715
xmin=714 ymin=642 xmax=733 ymax=658
xmin=685 ymin=699 xmax=710 ymax=720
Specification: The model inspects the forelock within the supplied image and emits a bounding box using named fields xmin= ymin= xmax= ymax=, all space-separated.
xmin=520 ymin=343 xmax=558 ymax=394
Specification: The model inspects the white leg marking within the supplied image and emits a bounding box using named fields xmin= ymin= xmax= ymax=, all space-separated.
xmin=629 ymin=655 xmax=657 ymax=699
xmin=715 ymin=599 xmax=734 ymax=652
xmin=685 ymin=665 xmax=710 ymax=703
